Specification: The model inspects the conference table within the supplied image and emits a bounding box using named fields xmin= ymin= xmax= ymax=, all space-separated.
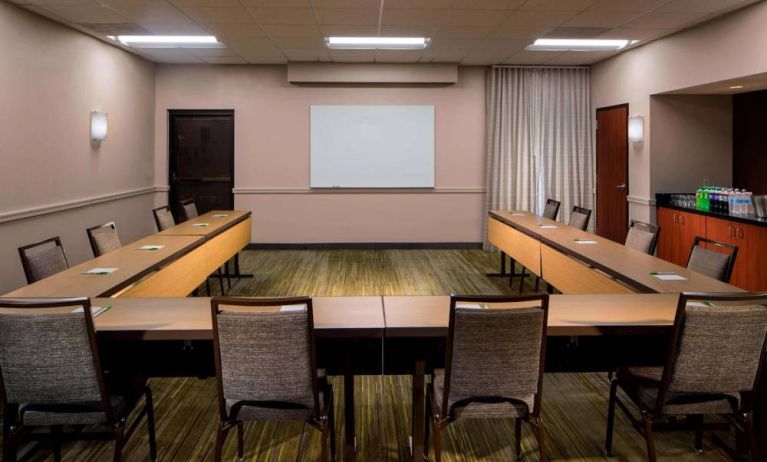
xmin=487 ymin=210 xmax=742 ymax=294
xmin=4 ymin=211 xmax=251 ymax=298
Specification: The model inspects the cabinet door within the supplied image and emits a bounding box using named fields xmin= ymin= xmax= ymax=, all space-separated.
xmin=656 ymin=208 xmax=678 ymax=264
xmin=731 ymin=222 xmax=767 ymax=291
xmin=677 ymin=210 xmax=706 ymax=266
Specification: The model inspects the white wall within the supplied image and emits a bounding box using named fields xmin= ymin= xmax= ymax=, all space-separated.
xmin=0 ymin=2 xmax=157 ymax=293
xmin=592 ymin=1 xmax=767 ymax=223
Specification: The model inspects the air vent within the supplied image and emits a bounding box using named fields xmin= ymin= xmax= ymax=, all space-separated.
xmin=78 ymin=23 xmax=149 ymax=35
xmin=546 ymin=27 xmax=611 ymax=38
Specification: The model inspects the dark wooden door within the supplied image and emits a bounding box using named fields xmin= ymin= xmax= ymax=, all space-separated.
xmin=169 ymin=110 xmax=234 ymax=221
xmin=596 ymin=104 xmax=629 ymax=243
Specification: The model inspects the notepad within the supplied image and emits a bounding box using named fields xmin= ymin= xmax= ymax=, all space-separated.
xmin=83 ymin=268 xmax=118 ymax=275
xmin=574 ymin=239 xmax=598 ymax=245
xmin=191 ymin=223 xmax=210 ymax=227
xmin=280 ymin=305 xmax=306 ymax=312
xmin=72 ymin=305 xmax=111 ymax=317
xmin=212 ymin=214 xmax=229 ymax=218
xmin=138 ymin=245 xmax=165 ymax=251
xmin=456 ymin=303 xmax=488 ymax=310
xmin=538 ymin=225 xmax=557 ymax=229
xmin=507 ymin=211 xmax=526 ymax=216
xmin=651 ymin=273 xmax=687 ymax=281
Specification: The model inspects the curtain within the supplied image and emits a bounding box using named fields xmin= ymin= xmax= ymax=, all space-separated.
xmin=484 ymin=66 xmax=594 ymax=248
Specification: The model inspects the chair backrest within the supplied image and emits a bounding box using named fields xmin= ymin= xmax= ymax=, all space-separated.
xmin=180 ymin=199 xmax=198 ymax=221
xmin=18 ymin=237 xmax=69 ymax=284
xmin=153 ymin=206 xmax=175 ymax=231
xmin=86 ymin=221 xmax=121 ymax=257
xmin=211 ymin=296 xmax=320 ymax=421
xmin=686 ymin=236 xmax=738 ymax=283
xmin=625 ymin=220 xmax=660 ymax=255
xmin=0 ymin=298 xmax=112 ymax=421
xmin=442 ymin=293 xmax=549 ymax=417
xmin=542 ymin=199 xmax=560 ymax=220
xmin=652 ymin=292 xmax=767 ymax=414
xmin=568 ymin=205 xmax=592 ymax=231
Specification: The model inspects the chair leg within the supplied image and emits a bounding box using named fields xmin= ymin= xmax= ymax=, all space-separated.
xmin=206 ymin=279 xmax=212 ymax=296
xmin=690 ymin=414 xmax=704 ymax=454
xmin=214 ymin=422 xmax=231 ymax=462
xmin=529 ymin=416 xmax=547 ymax=462
xmin=320 ymin=421 xmax=329 ymax=462
xmin=113 ymin=424 xmax=126 ymax=462
xmin=515 ymin=418 xmax=522 ymax=460
xmin=518 ymin=268 xmax=527 ymax=293
xmin=52 ymin=425 xmax=63 ymax=462
xmin=237 ymin=422 xmax=244 ymax=462
xmin=432 ymin=421 xmax=442 ymax=462
xmin=145 ymin=387 xmax=158 ymax=462
xmin=424 ymin=397 xmax=431 ymax=461
xmin=534 ymin=276 xmax=540 ymax=292
xmin=2 ymin=413 xmax=17 ymax=462
xmin=328 ymin=394 xmax=337 ymax=461
xmin=743 ymin=413 xmax=759 ymax=461
xmin=641 ymin=411 xmax=658 ymax=462
xmin=605 ymin=378 xmax=618 ymax=456
xmin=225 ymin=261 xmax=232 ymax=291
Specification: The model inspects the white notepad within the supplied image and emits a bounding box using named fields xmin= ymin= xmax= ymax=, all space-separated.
xmin=138 ymin=245 xmax=165 ymax=251
xmin=574 ymin=239 xmax=598 ymax=245
xmin=280 ymin=305 xmax=306 ymax=312
xmin=456 ymin=303 xmax=487 ymax=310
xmin=71 ymin=306 xmax=110 ymax=317
xmin=83 ymin=268 xmax=118 ymax=275
xmin=538 ymin=225 xmax=557 ymax=229
xmin=653 ymin=273 xmax=687 ymax=281
xmin=212 ymin=214 xmax=229 ymax=218
xmin=191 ymin=223 xmax=210 ymax=227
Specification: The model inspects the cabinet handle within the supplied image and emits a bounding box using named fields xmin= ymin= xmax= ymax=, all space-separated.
xmin=674 ymin=213 xmax=678 ymax=224
xmin=679 ymin=214 xmax=684 ymax=225
xmin=728 ymin=225 xmax=734 ymax=237
xmin=738 ymin=227 xmax=744 ymax=239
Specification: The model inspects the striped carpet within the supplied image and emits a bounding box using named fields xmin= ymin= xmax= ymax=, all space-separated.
xmin=12 ymin=249 xmax=737 ymax=461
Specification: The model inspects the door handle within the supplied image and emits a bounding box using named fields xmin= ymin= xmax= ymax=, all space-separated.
xmin=678 ymin=214 xmax=684 ymax=225
xmin=738 ymin=227 xmax=744 ymax=239
xmin=673 ymin=213 xmax=678 ymax=224
xmin=728 ymin=225 xmax=734 ymax=237
xmin=615 ymin=183 xmax=627 ymax=191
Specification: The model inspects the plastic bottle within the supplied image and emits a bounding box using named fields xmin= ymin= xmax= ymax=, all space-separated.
xmin=746 ymin=191 xmax=754 ymax=215
xmin=728 ymin=189 xmax=736 ymax=214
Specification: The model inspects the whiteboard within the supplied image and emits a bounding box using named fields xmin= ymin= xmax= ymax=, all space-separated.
xmin=310 ymin=105 xmax=435 ymax=188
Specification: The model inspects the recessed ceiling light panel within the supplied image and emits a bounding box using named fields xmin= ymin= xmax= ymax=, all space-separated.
xmin=112 ymin=35 xmax=222 ymax=49
xmin=526 ymin=38 xmax=639 ymax=52
xmin=325 ymin=37 xmax=430 ymax=50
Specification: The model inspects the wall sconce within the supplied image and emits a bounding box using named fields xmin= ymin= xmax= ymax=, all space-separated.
xmin=91 ymin=111 xmax=108 ymax=141
xmin=628 ymin=114 xmax=644 ymax=144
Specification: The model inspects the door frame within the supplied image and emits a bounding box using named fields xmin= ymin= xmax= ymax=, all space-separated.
xmin=595 ymin=103 xmax=630 ymax=240
xmin=168 ymin=109 xmax=235 ymax=219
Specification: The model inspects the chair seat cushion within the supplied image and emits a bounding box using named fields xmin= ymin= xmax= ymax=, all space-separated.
xmin=433 ymin=369 xmax=533 ymax=419
xmin=227 ymin=370 xmax=328 ymax=422
xmin=619 ymin=367 xmax=739 ymax=416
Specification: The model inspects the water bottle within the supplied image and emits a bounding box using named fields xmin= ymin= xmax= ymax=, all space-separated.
xmin=746 ymin=191 xmax=754 ymax=215
xmin=728 ymin=189 xmax=736 ymax=214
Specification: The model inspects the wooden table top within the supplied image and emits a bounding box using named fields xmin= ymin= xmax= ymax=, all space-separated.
xmin=489 ymin=210 xmax=743 ymax=294
xmin=93 ymin=296 xmax=385 ymax=340
xmin=156 ymin=210 xmax=251 ymax=239
xmin=383 ymin=294 xmax=681 ymax=337
xmin=3 ymin=235 xmax=204 ymax=298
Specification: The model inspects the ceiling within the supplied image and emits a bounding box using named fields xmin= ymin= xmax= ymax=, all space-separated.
xmin=10 ymin=0 xmax=761 ymax=65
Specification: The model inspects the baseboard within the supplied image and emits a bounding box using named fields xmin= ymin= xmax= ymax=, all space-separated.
xmin=246 ymin=242 xmax=483 ymax=250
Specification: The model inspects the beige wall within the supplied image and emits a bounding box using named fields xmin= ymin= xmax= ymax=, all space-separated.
xmin=155 ymin=65 xmax=486 ymax=243
xmin=0 ymin=2 xmax=157 ymax=293
xmin=650 ymin=95 xmax=733 ymax=195
xmin=592 ymin=1 xmax=767 ymax=223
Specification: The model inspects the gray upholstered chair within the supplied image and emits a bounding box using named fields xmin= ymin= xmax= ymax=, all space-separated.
xmin=606 ymin=292 xmax=767 ymax=461
xmin=86 ymin=221 xmax=122 ymax=257
xmin=426 ymin=294 xmax=549 ymax=462
xmin=0 ymin=297 xmax=157 ymax=462
xmin=211 ymin=296 xmax=335 ymax=461
xmin=686 ymin=237 xmax=738 ymax=283
xmin=568 ymin=205 xmax=592 ymax=231
xmin=153 ymin=205 xmax=175 ymax=231
xmin=542 ymin=199 xmax=560 ymax=220
xmin=625 ymin=220 xmax=660 ymax=255
xmin=17 ymin=236 xmax=69 ymax=284
xmin=180 ymin=198 xmax=198 ymax=222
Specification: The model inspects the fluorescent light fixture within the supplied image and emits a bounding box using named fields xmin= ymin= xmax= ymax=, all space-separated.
xmin=526 ymin=38 xmax=639 ymax=51
xmin=325 ymin=36 xmax=430 ymax=50
xmin=729 ymin=85 xmax=744 ymax=89
xmin=113 ymin=35 xmax=222 ymax=49
xmin=628 ymin=114 xmax=644 ymax=144
xmin=91 ymin=111 xmax=108 ymax=141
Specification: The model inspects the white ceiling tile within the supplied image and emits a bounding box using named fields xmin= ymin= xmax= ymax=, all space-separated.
xmin=107 ymin=2 xmax=192 ymax=24
xmin=375 ymin=50 xmax=422 ymax=62
xmin=432 ymin=25 xmax=495 ymax=39
xmin=330 ymin=50 xmax=376 ymax=62
xmin=451 ymin=0 xmax=525 ymax=9
xmin=201 ymin=56 xmax=248 ymax=63
xmin=543 ymin=50 xmax=615 ymax=64
xmin=381 ymin=8 xmax=447 ymax=26
xmin=502 ymin=49 xmax=562 ymax=64
xmin=384 ymin=0 xmax=452 ymax=8
xmin=379 ymin=25 xmax=438 ymax=36
xmin=136 ymin=47 xmax=204 ymax=62
xmin=248 ymin=7 xmax=315 ymax=24
xmin=563 ymin=10 xmax=640 ymax=27
xmin=442 ymin=9 xmax=512 ymax=26
xmin=502 ymin=9 xmax=574 ymax=27
xmin=178 ymin=6 xmax=254 ymax=23
xmin=240 ymin=0 xmax=311 ymax=6
xmin=203 ymin=22 xmax=267 ymax=38
xmin=185 ymin=46 xmax=238 ymax=56
xmin=281 ymin=48 xmax=332 ymax=61
xmin=260 ymin=24 xmax=323 ymax=37
xmin=142 ymin=22 xmax=209 ymax=33
xmin=169 ymin=0 xmax=240 ymax=6
xmin=15 ymin=0 xmax=108 ymax=5
xmin=587 ymin=0 xmax=670 ymax=13
xmin=490 ymin=25 xmax=554 ymax=39
xmin=244 ymin=55 xmax=288 ymax=63
xmin=312 ymin=0 xmax=379 ymax=8
xmin=39 ymin=4 xmax=130 ymax=23
xmin=269 ymin=36 xmax=326 ymax=47
xmin=319 ymin=24 xmax=378 ymax=35
xmin=622 ymin=10 xmax=708 ymax=28
xmin=427 ymin=38 xmax=481 ymax=51
xmin=658 ymin=0 xmax=757 ymax=13
xmin=314 ymin=8 xmax=379 ymax=25
xmin=460 ymin=49 xmax=516 ymax=65
xmin=419 ymin=48 xmax=467 ymax=62
xmin=598 ymin=27 xmax=672 ymax=41
xmin=520 ymin=0 xmax=601 ymax=12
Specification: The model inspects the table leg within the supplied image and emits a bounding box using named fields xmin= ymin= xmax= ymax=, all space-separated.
xmin=411 ymin=358 xmax=426 ymax=462
xmin=344 ymin=351 xmax=356 ymax=461
xmin=486 ymin=252 xmax=508 ymax=277
xmin=221 ymin=254 xmax=254 ymax=279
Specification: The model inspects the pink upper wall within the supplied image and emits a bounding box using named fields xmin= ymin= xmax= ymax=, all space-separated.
xmin=592 ymin=1 xmax=767 ymax=223
xmin=155 ymin=65 xmax=487 ymax=243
